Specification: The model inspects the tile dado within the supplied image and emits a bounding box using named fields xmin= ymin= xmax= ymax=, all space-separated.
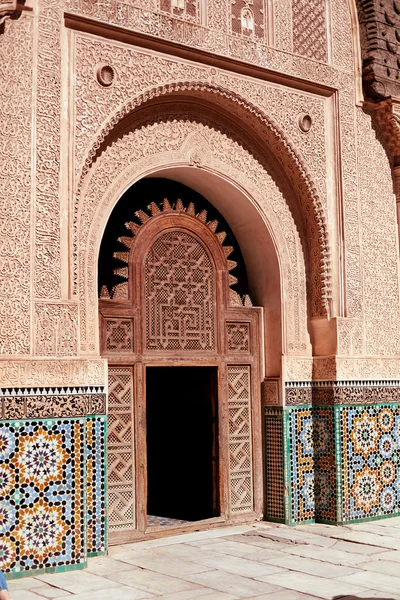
xmin=283 ymin=383 xmax=400 ymax=526
xmin=0 ymin=390 xmax=106 ymax=576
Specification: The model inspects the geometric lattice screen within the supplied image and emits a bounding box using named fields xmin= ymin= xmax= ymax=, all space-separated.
xmin=107 ymin=367 xmax=136 ymax=531
xmin=145 ymin=231 xmax=215 ymax=351
xmin=227 ymin=365 xmax=254 ymax=514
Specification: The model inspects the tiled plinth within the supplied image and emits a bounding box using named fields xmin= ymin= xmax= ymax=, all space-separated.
xmin=0 ymin=388 xmax=107 ymax=576
xmin=266 ymin=382 xmax=400 ymax=526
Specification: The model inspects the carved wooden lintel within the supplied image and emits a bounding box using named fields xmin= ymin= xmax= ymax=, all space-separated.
xmin=0 ymin=1 xmax=17 ymax=25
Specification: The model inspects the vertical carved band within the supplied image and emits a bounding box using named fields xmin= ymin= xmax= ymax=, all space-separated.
xmin=227 ymin=365 xmax=254 ymax=514
xmin=107 ymin=366 xmax=136 ymax=532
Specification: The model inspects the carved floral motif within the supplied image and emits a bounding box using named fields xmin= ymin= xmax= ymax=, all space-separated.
xmin=35 ymin=0 xmax=61 ymax=299
xmin=0 ymin=14 xmax=33 ymax=354
xmin=35 ymin=304 xmax=78 ymax=357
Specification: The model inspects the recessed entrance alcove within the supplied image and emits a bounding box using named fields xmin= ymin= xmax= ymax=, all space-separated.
xmin=99 ymin=177 xmax=264 ymax=543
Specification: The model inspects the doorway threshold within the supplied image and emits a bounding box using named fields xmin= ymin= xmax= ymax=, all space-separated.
xmin=145 ymin=515 xmax=226 ymax=534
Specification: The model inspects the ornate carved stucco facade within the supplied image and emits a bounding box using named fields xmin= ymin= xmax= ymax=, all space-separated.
xmin=2 ymin=0 xmax=400 ymax=576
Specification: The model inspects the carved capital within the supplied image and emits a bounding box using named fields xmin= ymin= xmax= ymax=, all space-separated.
xmin=0 ymin=1 xmax=17 ymax=24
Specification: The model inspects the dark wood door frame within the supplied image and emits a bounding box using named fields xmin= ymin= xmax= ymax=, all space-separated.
xmin=100 ymin=210 xmax=264 ymax=544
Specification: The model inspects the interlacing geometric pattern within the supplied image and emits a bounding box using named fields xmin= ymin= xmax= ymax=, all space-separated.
xmin=227 ymin=366 xmax=253 ymax=514
xmin=107 ymin=367 xmax=136 ymax=531
xmin=313 ymin=407 xmax=336 ymax=522
xmin=292 ymin=0 xmax=328 ymax=63
xmin=86 ymin=417 xmax=106 ymax=554
xmin=145 ymin=231 xmax=215 ymax=351
xmin=99 ymin=198 xmax=248 ymax=306
xmin=0 ymin=420 xmax=85 ymax=572
xmin=289 ymin=408 xmax=315 ymax=523
xmin=341 ymin=405 xmax=400 ymax=520
xmin=227 ymin=323 xmax=250 ymax=352
xmin=105 ymin=318 xmax=133 ymax=353
xmin=265 ymin=408 xmax=285 ymax=521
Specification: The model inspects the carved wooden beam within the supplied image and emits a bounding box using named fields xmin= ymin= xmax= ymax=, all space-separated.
xmin=366 ymin=98 xmax=400 ymax=166
xmin=357 ymin=0 xmax=400 ymax=100
xmin=0 ymin=1 xmax=17 ymax=24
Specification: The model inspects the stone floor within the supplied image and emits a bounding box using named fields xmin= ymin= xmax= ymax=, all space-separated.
xmin=8 ymin=518 xmax=400 ymax=600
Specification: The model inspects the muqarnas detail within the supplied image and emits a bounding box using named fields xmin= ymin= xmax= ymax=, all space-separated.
xmin=0 ymin=419 xmax=85 ymax=572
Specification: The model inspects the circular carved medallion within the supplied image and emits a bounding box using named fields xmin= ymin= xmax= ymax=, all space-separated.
xmin=298 ymin=113 xmax=312 ymax=133
xmin=96 ymin=64 xmax=115 ymax=87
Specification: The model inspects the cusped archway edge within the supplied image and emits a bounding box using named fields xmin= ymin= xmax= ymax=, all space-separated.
xmin=75 ymin=83 xmax=331 ymax=319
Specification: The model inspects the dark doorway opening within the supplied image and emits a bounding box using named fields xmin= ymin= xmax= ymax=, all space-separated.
xmin=146 ymin=366 xmax=219 ymax=525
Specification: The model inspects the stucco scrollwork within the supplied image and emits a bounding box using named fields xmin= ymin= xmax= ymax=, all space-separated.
xmin=35 ymin=304 xmax=79 ymax=357
xmin=0 ymin=13 xmax=32 ymax=355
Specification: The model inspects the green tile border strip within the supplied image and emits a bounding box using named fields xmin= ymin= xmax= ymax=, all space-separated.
xmin=5 ymin=562 xmax=86 ymax=581
xmin=283 ymin=407 xmax=293 ymax=526
xmin=334 ymin=404 xmax=343 ymax=525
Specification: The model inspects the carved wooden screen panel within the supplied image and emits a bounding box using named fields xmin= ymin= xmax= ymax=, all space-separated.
xmin=105 ymin=318 xmax=133 ymax=353
xmin=108 ymin=367 xmax=136 ymax=533
xmin=145 ymin=231 xmax=215 ymax=351
xmin=227 ymin=365 xmax=254 ymax=514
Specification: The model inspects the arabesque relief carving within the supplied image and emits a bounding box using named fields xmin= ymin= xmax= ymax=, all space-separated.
xmin=0 ymin=13 xmax=32 ymax=355
xmin=0 ymin=360 xmax=107 ymax=388
xmin=35 ymin=304 xmax=79 ymax=357
xmin=35 ymin=0 xmax=62 ymax=299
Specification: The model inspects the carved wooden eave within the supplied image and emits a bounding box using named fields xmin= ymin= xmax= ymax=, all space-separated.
xmin=0 ymin=1 xmax=17 ymax=25
xmin=365 ymin=98 xmax=400 ymax=168
xmin=357 ymin=0 xmax=400 ymax=101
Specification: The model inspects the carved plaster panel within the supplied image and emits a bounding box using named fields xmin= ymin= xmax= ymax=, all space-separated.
xmin=285 ymin=356 xmax=400 ymax=381
xmin=356 ymin=109 xmax=400 ymax=355
xmin=35 ymin=0 xmax=62 ymax=299
xmin=0 ymin=13 xmax=33 ymax=355
xmin=0 ymin=359 xmax=107 ymax=387
xmin=73 ymin=36 xmax=327 ymax=199
xmin=65 ymin=0 xmax=354 ymax=78
xmin=292 ymin=0 xmax=328 ymax=63
xmin=35 ymin=303 xmax=79 ymax=356
xmin=337 ymin=318 xmax=364 ymax=355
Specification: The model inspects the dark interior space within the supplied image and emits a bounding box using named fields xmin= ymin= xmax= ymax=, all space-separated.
xmin=146 ymin=366 xmax=219 ymax=523
xmin=98 ymin=177 xmax=250 ymax=300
